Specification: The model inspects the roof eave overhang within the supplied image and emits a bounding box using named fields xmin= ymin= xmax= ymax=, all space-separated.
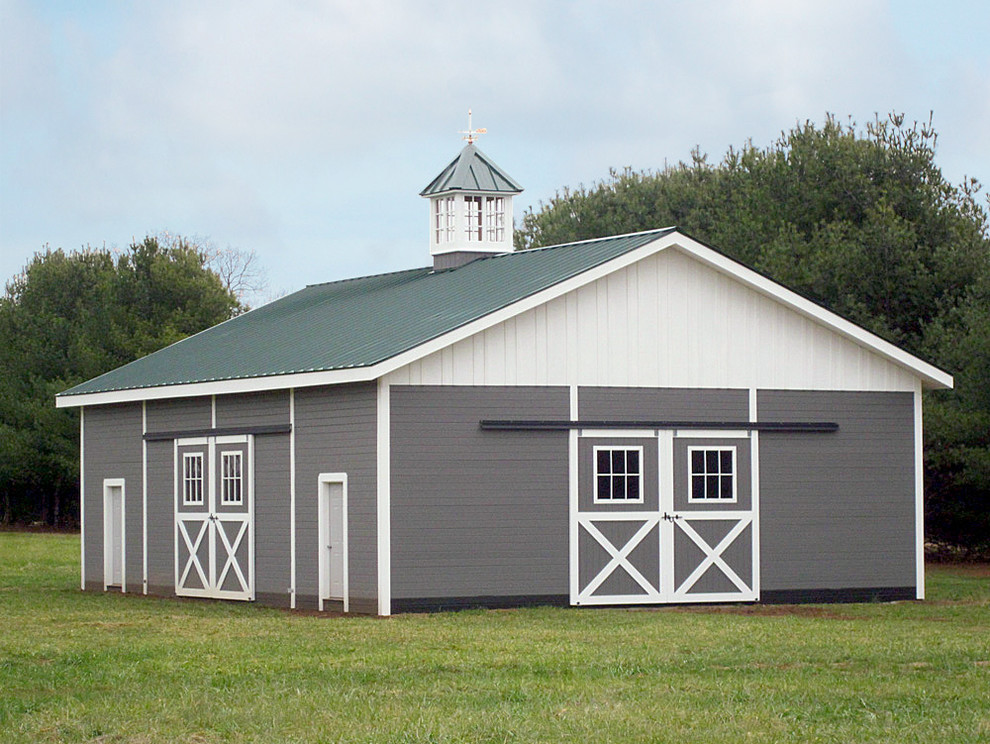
xmin=55 ymin=229 xmax=952 ymax=409
xmin=421 ymin=185 xmax=523 ymax=197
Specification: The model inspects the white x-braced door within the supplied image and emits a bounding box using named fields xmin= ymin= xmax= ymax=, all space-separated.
xmin=573 ymin=430 xmax=758 ymax=605
xmin=175 ymin=435 xmax=254 ymax=601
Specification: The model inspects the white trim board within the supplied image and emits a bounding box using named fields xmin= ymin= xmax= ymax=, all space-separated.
xmin=914 ymin=383 xmax=925 ymax=600
xmin=55 ymin=230 xmax=952 ymax=409
xmin=80 ymin=408 xmax=85 ymax=591
xmin=376 ymin=379 xmax=391 ymax=616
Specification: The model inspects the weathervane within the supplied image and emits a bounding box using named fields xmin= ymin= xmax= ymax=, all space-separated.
xmin=459 ymin=108 xmax=487 ymax=144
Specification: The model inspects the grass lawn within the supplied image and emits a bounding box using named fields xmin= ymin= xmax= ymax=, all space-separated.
xmin=1 ymin=533 xmax=988 ymax=743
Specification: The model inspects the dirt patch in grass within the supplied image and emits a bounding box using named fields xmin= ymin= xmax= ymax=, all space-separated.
xmin=665 ymin=604 xmax=864 ymax=621
xmin=933 ymin=563 xmax=990 ymax=577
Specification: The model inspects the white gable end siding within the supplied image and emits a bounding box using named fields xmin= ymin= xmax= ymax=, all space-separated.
xmin=384 ymin=248 xmax=918 ymax=392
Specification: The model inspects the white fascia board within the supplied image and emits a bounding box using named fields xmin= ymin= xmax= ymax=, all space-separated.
xmin=55 ymin=229 xmax=952 ymax=409
xmin=55 ymin=365 xmax=376 ymax=408
xmin=667 ymin=234 xmax=954 ymax=390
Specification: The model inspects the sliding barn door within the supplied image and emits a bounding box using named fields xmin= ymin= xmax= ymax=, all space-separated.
xmin=175 ymin=436 xmax=254 ymax=601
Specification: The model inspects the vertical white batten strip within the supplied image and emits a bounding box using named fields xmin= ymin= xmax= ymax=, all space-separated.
xmin=173 ymin=439 xmax=179 ymax=595
xmin=377 ymin=379 xmax=391 ymax=616
xmin=289 ymin=389 xmax=296 ymax=609
xmin=211 ymin=395 xmax=216 ymax=428
xmin=249 ymin=434 xmax=256 ymax=601
xmin=120 ymin=480 xmax=126 ymax=592
xmin=658 ymin=429 xmax=675 ymax=596
xmin=79 ymin=407 xmax=85 ymax=590
xmin=749 ymin=389 xmax=761 ymax=600
xmin=207 ymin=438 xmax=216 ymax=590
xmin=914 ymin=384 xmax=925 ymax=600
xmin=142 ymin=401 xmax=148 ymax=594
xmin=568 ymin=385 xmax=579 ymax=604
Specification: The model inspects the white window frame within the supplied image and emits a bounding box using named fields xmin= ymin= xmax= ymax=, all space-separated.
xmin=592 ymin=445 xmax=644 ymax=504
xmin=182 ymin=452 xmax=204 ymax=505
xmin=434 ymin=196 xmax=455 ymax=244
xmin=687 ymin=446 xmax=737 ymax=503
xmin=485 ymin=196 xmax=504 ymax=241
xmin=220 ymin=451 xmax=243 ymax=505
xmin=464 ymin=196 xmax=483 ymax=241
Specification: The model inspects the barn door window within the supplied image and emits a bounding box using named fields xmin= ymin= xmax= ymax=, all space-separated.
xmin=688 ymin=447 xmax=736 ymax=502
xmin=221 ymin=452 xmax=243 ymax=505
xmin=182 ymin=453 xmax=204 ymax=505
xmin=593 ymin=446 xmax=643 ymax=503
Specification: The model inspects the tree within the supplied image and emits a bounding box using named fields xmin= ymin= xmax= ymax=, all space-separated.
xmin=156 ymin=232 xmax=269 ymax=307
xmin=0 ymin=237 xmax=241 ymax=527
xmin=516 ymin=113 xmax=990 ymax=554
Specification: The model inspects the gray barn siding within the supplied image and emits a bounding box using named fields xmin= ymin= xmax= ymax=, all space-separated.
xmin=294 ymin=383 xmax=377 ymax=611
xmin=145 ymin=439 xmax=174 ymax=594
xmin=83 ymin=403 xmax=143 ymax=590
xmin=578 ymin=387 xmax=748 ymax=421
xmin=254 ymin=433 xmax=291 ymax=605
xmin=757 ymin=390 xmax=916 ymax=591
xmin=390 ymin=385 xmax=570 ymax=601
xmin=146 ymin=397 xmax=211 ymax=433
xmin=216 ymin=391 xmax=290 ymax=429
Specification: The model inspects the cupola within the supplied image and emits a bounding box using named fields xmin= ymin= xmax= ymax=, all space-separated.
xmin=420 ymin=112 xmax=523 ymax=269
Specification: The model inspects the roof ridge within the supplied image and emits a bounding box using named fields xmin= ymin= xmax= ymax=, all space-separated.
xmin=304 ymin=265 xmax=430 ymax=289
xmin=480 ymin=226 xmax=676 ymax=262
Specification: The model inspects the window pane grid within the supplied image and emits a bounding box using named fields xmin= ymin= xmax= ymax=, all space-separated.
xmin=465 ymin=196 xmax=483 ymax=241
xmin=221 ymin=452 xmax=243 ymax=505
xmin=485 ymin=196 xmax=504 ymax=241
xmin=182 ymin=453 xmax=204 ymax=505
xmin=434 ymin=197 xmax=456 ymax=243
xmin=689 ymin=447 xmax=735 ymax=501
xmin=594 ymin=447 xmax=642 ymax=502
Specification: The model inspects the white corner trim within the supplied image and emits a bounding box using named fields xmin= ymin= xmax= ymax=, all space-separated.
xmin=289 ymin=389 xmax=297 ymax=609
xmin=142 ymin=401 xmax=148 ymax=594
xmin=80 ymin=407 xmax=85 ymax=591
xmin=376 ymin=379 xmax=391 ymax=616
xmin=568 ymin=385 xmax=579 ymax=605
xmin=914 ymin=384 xmax=925 ymax=600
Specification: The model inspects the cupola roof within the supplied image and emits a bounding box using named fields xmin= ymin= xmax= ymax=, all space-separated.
xmin=420 ymin=143 xmax=523 ymax=197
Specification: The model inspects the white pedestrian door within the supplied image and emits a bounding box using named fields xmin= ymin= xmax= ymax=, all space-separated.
xmin=175 ymin=436 xmax=254 ymax=601
xmin=573 ymin=430 xmax=758 ymax=605
xmin=320 ymin=481 xmax=346 ymax=604
xmin=104 ymin=481 xmax=124 ymax=588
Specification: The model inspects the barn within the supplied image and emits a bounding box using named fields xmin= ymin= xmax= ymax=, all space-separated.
xmin=56 ymin=140 xmax=953 ymax=615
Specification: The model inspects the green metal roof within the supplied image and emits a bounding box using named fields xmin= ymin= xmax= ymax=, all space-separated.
xmin=419 ymin=144 xmax=523 ymax=196
xmin=59 ymin=229 xmax=674 ymax=397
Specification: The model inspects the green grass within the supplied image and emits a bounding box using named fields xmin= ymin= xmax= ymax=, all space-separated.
xmin=1 ymin=533 xmax=988 ymax=743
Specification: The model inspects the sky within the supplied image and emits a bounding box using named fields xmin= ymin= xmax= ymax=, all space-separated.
xmin=2 ymin=0 xmax=988 ymax=303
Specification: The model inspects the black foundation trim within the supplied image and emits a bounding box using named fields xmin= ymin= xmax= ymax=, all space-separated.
xmin=761 ymin=587 xmax=916 ymax=604
xmin=479 ymin=420 xmax=838 ymax=433
xmin=144 ymin=424 xmax=291 ymax=441
xmin=391 ymin=594 xmax=570 ymax=613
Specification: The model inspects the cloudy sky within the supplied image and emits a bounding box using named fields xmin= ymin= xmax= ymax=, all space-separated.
xmin=2 ymin=0 xmax=988 ymax=302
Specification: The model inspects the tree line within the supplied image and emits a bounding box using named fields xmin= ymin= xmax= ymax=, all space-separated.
xmin=515 ymin=114 xmax=989 ymax=556
xmin=0 ymin=236 xmax=246 ymax=528
xmin=1 ymin=113 xmax=987 ymax=554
